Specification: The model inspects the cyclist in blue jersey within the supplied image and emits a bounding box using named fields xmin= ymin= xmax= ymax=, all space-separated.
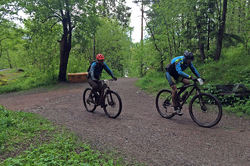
xmin=87 ymin=54 xmax=117 ymax=103
xmin=166 ymin=51 xmax=202 ymax=115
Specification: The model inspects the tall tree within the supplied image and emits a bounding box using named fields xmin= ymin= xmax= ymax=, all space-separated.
xmin=215 ymin=0 xmax=228 ymax=60
xmin=5 ymin=0 xmax=130 ymax=81
xmin=12 ymin=0 xmax=98 ymax=81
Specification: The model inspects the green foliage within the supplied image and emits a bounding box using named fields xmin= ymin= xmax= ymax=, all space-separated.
xmin=1 ymin=0 xmax=132 ymax=83
xmin=0 ymin=105 xmax=54 ymax=155
xmin=136 ymin=71 xmax=167 ymax=94
xmin=0 ymin=106 xmax=134 ymax=165
xmin=0 ymin=8 xmax=132 ymax=92
xmin=144 ymin=0 xmax=249 ymax=63
xmin=68 ymin=18 xmax=132 ymax=78
xmin=0 ymin=20 xmax=25 ymax=69
xmin=198 ymin=45 xmax=250 ymax=87
xmin=2 ymin=134 xmax=123 ymax=165
xmin=95 ymin=19 xmax=131 ymax=77
xmin=0 ymin=69 xmax=57 ymax=94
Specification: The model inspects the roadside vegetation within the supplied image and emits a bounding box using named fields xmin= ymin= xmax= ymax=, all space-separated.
xmin=0 ymin=106 xmax=139 ymax=165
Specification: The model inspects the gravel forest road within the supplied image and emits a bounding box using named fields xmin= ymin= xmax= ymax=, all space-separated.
xmin=0 ymin=78 xmax=249 ymax=166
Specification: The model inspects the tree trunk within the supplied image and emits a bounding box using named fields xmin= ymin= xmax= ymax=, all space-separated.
xmin=163 ymin=18 xmax=173 ymax=59
xmin=58 ymin=24 xmax=72 ymax=81
xmin=160 ymin=56 xmax=164 ymax=72
xmin=58 ymin=33 xmax=71 ymax=81
xmin=199 ymin=42 xmax=205 ymax=61
xmin=215 ymin=0 xmax=228 ymax=61
xmin=171 ymin=24 xmax=177 ymax=54
xmin=167 ymin=33 xmax=173 ymax=59
xmin=186 ymin=20 xmax=192 ymax=48
xmin=93 ymin=35 xmax=96 ymax=60
xmin=146 ymin=22 xmax=164 ymax=72
xmin=6 ymin=50 xmax=12 ymax=68
xmin=207 ymin=17 xmax=211 ymax=51
xmin=58 ymin=1 xmax=72 ymax=82
xmin=196 ymin=21 xmax=206 ymax=61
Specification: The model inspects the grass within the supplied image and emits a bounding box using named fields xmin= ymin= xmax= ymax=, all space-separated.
xmin=0 ymin=106 xmax=136 ymax=166
xmin=0 ymin=69 xmax=23 ymax=86
xmin=136 ymin=71 xmax=169 ymax=95
xmin=197 ymin=45 xmax=250 ymax=88
xmin=0 ymin=69 xmax=57 ymax=94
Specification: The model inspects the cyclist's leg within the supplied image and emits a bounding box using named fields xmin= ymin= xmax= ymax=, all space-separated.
xmin=166 ymin=72 xmax=178 ymax=107
xmin=182 ymin=78 xmax=190 ymax=85
xmin=88 ymin=79 xmax=99 ymax=99
xmin=97 ymin=81 xmax=105 ymax=103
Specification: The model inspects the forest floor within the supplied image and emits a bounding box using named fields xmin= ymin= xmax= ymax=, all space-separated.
xmin=0 ymin=78 xmax=249 ymax=166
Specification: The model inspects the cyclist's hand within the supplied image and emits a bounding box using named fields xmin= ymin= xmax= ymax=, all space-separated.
xmin=197 ymin=78 xmax=205 ymax=85
xmin=190 ymin=76 xmax=195 ymax=80
xmin=112 ymin=77 xmax=117 ymax=81
xmin=200 ymin=78 xmax=205 ymax=82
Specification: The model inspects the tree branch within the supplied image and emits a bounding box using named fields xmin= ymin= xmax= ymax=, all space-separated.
xmin=51 ymin=20 xmax=61 ymax=30
xmin=41 ymin=15 xmax=62 ymax=23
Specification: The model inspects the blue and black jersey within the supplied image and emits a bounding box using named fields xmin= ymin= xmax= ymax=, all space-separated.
xmin=166 ymin=56 xmax=200 ymax=79
xmin=88 ymin=61 xmax=114 ymax=80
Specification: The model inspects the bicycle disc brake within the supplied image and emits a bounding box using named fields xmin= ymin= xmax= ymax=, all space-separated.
xmin=201 ymin=105 xmax=207 ymax=112
xmin=163 ymin=99 xmax=171 ymax=108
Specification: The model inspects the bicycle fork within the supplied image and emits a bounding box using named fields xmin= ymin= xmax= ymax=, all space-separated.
xmin=197 ymin=91 xmax=207 ymax=112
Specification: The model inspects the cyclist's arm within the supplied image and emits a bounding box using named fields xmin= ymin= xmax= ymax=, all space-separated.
xmin=190 ymin=63 xmax=201 ymax=78
xmin=89 ymin=62 xmax=97 ymax=80
xmin=175 ymin=62 xmax=191 ymax=79
xmin=103 ymin=62 xmax=114 ymax=78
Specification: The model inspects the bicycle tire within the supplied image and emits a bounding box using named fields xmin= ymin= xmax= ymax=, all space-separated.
xmin=83 ymin=88 xmax=97 ymax=112
xmin=189 ymin=93 xmax=222 ymax=128
xmin=103 ymin=90 xmax=122 ymax=118
xmin=155 ymin=89 xmax=176 ymax=119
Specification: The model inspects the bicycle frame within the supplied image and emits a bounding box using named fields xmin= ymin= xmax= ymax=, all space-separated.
xmin=178 ymin=81 xmax=201 ymax=108
xmin=96 ymin=81 xmax=113 ymax=106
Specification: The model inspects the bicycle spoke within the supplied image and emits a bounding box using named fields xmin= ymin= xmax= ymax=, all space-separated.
xmin=156 ymin=90 xmax=176 ymax=119
xmin=189 ymin=93 xmax=222 ymax=128
xmin=104 ymin=91 xmax=122 ymax=118
xmin=83 ymin=88 xmax=97 ymax=112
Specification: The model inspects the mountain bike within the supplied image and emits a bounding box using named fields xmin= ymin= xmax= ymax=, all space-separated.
xmin=83 ymin=79 xmax=122 ymax=118
xmin=155 ymin=79 xmax=222 ymax=128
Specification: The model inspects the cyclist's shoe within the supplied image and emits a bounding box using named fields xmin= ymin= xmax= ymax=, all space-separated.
xmin=174 ymin=107 xmax=183 ymax=116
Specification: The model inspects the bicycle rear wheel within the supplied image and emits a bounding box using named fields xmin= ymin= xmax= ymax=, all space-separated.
xmin=189 ymin=93 xmax=222 ymax=128
xmin=103 ymin=90 xmax=122 ymax=118
xmin=83 ymin=88 xmax=97 ymax=112
xmin=155 ymin=89 xmax=176 ymax=119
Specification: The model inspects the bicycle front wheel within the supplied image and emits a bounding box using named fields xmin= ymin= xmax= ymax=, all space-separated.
xmin=103 ymin=90 xmax=122 ymax=118
xmin=189 ymin=93 xmax=222 ymax=128
xmin=155 ymin=89 xmax=176 ymax=119
xmin=83 ymin=88 xmax=97 ymax=112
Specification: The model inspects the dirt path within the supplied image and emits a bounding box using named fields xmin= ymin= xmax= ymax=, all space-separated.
xmin=0 ymin=78 xmax=249 ymax=166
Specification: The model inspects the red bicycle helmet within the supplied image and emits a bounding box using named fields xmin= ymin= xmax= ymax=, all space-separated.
xmin=96 ymin=54 xmax=104 ymax=60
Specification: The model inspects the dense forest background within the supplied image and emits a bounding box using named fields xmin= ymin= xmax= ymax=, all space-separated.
xmin=0 ymin=0 xmax=249 ymax=115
